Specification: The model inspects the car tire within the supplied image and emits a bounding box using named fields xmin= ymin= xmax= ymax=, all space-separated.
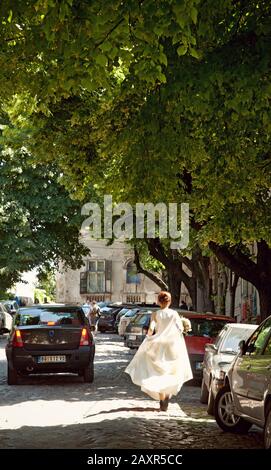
xmin=207 ymin=386 xmax=215 ymax=415
xmin=83 ymin=363 xmax=94 ymax=383
xmin=214 ymin=385 xmax=251 ymax=433
xmin=200 ymin=378 xmax=208 ymax=404
xmin=264 ymin=403 xmax=271 ymax=449
xmin=7 ymin=366 xmax=18 ymax=385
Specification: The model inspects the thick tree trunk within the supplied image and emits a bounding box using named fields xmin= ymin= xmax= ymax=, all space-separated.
xmin=209 ymin=240 xmax=271 ymax=321
xmin=167 ymin=270 xmax=182 ymax=308
xmin=192 ymin=249 xmax=214 ymax=312
xmin=258 ymin=284 xmax=271 ymax=321
xmin=229 ymin=272 xmax=239 ymax=319
xmin=146 ymin=238 xmax=196 ymax=305
xmin=199 ymin=285 xmax=215 ymax=312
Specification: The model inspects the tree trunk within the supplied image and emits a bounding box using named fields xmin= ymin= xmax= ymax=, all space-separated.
xmin=258 ymin=284 xmax=271 ymax=321
xmin=229 ymin=272 xmax=239 ymax=319
xmin=192 ymin=249 xmax=214 ymax=312
xmin=199 ymin=283 xmax=215 ymax=312
xmin=167 ymin=270 xmax=182 ymax=308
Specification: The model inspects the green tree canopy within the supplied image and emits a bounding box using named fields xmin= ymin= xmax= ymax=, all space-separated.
xmin=0 ymin=144 xmax=90 ymax=291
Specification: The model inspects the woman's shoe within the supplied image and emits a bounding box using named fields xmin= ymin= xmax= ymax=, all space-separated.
xmin=160 ymin=396 xmax=169 ymax=411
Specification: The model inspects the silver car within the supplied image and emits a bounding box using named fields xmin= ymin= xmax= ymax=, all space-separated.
xmin=200 ymin=323 xmax=257 ymax=415
xmin=214 ymin=315 xmax=271 ymax=449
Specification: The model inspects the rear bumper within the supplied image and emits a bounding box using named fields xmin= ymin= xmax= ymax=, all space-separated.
xmin=97 ymin=320 xmax=115 ymax=332
xmin=125 ymin=333 xmax=144 ymax=349
xmin=6 ymin=345 xmax=95 ymax=373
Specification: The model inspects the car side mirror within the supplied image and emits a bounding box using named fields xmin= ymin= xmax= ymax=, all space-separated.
xmin=238 ymin=340 xmax=246 ymax=355
xmin=205 ymin=343 xmax=217 ymax=352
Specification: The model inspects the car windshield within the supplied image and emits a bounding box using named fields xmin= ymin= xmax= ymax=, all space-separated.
xmin=187 ymin=319 xmax=231 ymax=338
xmin=220 ymin=327 xmax=256 ymax=354
xmin=14 ymin=308 xmax=85 ymax=327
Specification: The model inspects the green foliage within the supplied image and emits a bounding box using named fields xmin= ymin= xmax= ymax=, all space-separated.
xmin=1 ymin=0 xmax=271 ymax=301
xmin=36 ymin=267 xmax=56 ymax=300
xmin=0 ymin=143 xmax=90 ymax=291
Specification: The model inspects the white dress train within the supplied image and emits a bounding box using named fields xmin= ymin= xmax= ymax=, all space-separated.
xmin=125 ymin=308 xmax=193 ymax=400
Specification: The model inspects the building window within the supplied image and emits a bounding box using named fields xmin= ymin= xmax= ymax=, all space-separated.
xmin=80 ymin=260 xmax=111 ymax=294
xmin=87 ymin=260 xmax=105 ymax=293
xmin=126 ymin=260 xmax=141 ymax=284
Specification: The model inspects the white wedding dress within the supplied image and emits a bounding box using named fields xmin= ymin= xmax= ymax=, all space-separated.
xmin=125 ymin=308 xmax=193 ymax=400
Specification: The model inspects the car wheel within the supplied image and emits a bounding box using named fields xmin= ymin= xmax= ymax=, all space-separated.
xmin=207 ymin=386 xmax=215 ymax=415
xmin=83 ymin=363 xmax=94 ymax=383
xmin=7 ymin=365 xmax=18 ymax=385
xmin=200 ymin=378 xmax=208 ymax=404
xmin=214 ymin=386 xmax=251 ymax=433
xmin=264 ymin=404 xmax=271 ymax=449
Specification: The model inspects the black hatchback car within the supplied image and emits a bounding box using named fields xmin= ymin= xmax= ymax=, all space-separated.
xmin=5 ymin=304 xmax=95 ymax=385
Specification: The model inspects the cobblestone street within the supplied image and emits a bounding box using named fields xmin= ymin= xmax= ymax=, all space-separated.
xmin=0 ymin=333 xmax=264 ymax=449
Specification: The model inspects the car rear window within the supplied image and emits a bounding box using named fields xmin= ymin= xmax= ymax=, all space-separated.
xmin=133 ymin=313 xmax=152 ymax=326
xmin=187 ymin=319 xmax=231 ymax=338
xmin=15 ymin=308 xmax=85 ymax=327
xmin=124 ymin=308 xmax=140 ymax=318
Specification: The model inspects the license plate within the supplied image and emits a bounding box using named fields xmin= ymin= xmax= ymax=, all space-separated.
xmin=129 ymin=335 xmax=136 ymax=341
xmin=195 ymin=362 xmax=203 ymax=370
xmin=37 ymin=355 xmax=66 ymax=363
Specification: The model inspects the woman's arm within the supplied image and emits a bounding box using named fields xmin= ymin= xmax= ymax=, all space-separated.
xmin=147 ymin=313 xmax=156 ymax=336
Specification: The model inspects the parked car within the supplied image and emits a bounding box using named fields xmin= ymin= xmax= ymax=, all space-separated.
xmin=1 ymin=300 xmax=19 ymax=316
xmin=183 ymin=312 xmax=235 ymax=380
xmin=125 ymin=309 xmax=234 ymax=380
xmin=200 ymin=322 xmax=257 ymax=414
xmin=114 ymin=308 xmax=131 ymax=333
xmin=214 ymin=314 xmax=271 ymax=449
xmin=0 ymin=302 xmax=12 ymax=334
xmin=118 ymin=308 xmax=142 ymax=336
xmin=5 ymin=304 xmax=95 ymax=385
xmin=97 ymin=305 xmax=125 ymax=333
xmin=125 ymin=309 xmax=158 ymax=348
xmin=0 ymin=303 xmax=6 ymax=333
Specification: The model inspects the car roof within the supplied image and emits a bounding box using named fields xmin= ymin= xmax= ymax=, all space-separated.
xmin=177 ymin=311 xmax=234 ymax=321
xmin=223 ymin=323 xmax=257 ymax=329
xmin=19 ymin=303 xmax=83 ymax=310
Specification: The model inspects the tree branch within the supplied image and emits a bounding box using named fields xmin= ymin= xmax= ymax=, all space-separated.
xmin=95 ymin=18 xmax=125 ymax=49
xmin=133 ymin=246 xmax=167 ymax=290
xmin=209 ymin=241 xmax=259 ymax=286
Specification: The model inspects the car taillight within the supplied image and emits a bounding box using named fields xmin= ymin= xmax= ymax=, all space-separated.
xmin=80 ymin=328 xmax=90 ymax=346
xmin=12 ymin=330 xmax=24 ymax=348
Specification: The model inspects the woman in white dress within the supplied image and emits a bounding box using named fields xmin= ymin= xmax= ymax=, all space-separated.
xmin=125 ymin=291 xmax=193 ymax=411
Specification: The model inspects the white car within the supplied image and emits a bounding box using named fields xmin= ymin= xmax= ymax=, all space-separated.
xmin=118 ymin=308 xmax=140 ymax=336
xmin=0 ymin=303 xmax=12 ymax=333
xmin=200 ymin=322 xmax=257 ymax=414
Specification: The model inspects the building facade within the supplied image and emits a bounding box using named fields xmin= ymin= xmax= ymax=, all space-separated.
xmin=56 ymin=240 xmax=161 ymax=304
